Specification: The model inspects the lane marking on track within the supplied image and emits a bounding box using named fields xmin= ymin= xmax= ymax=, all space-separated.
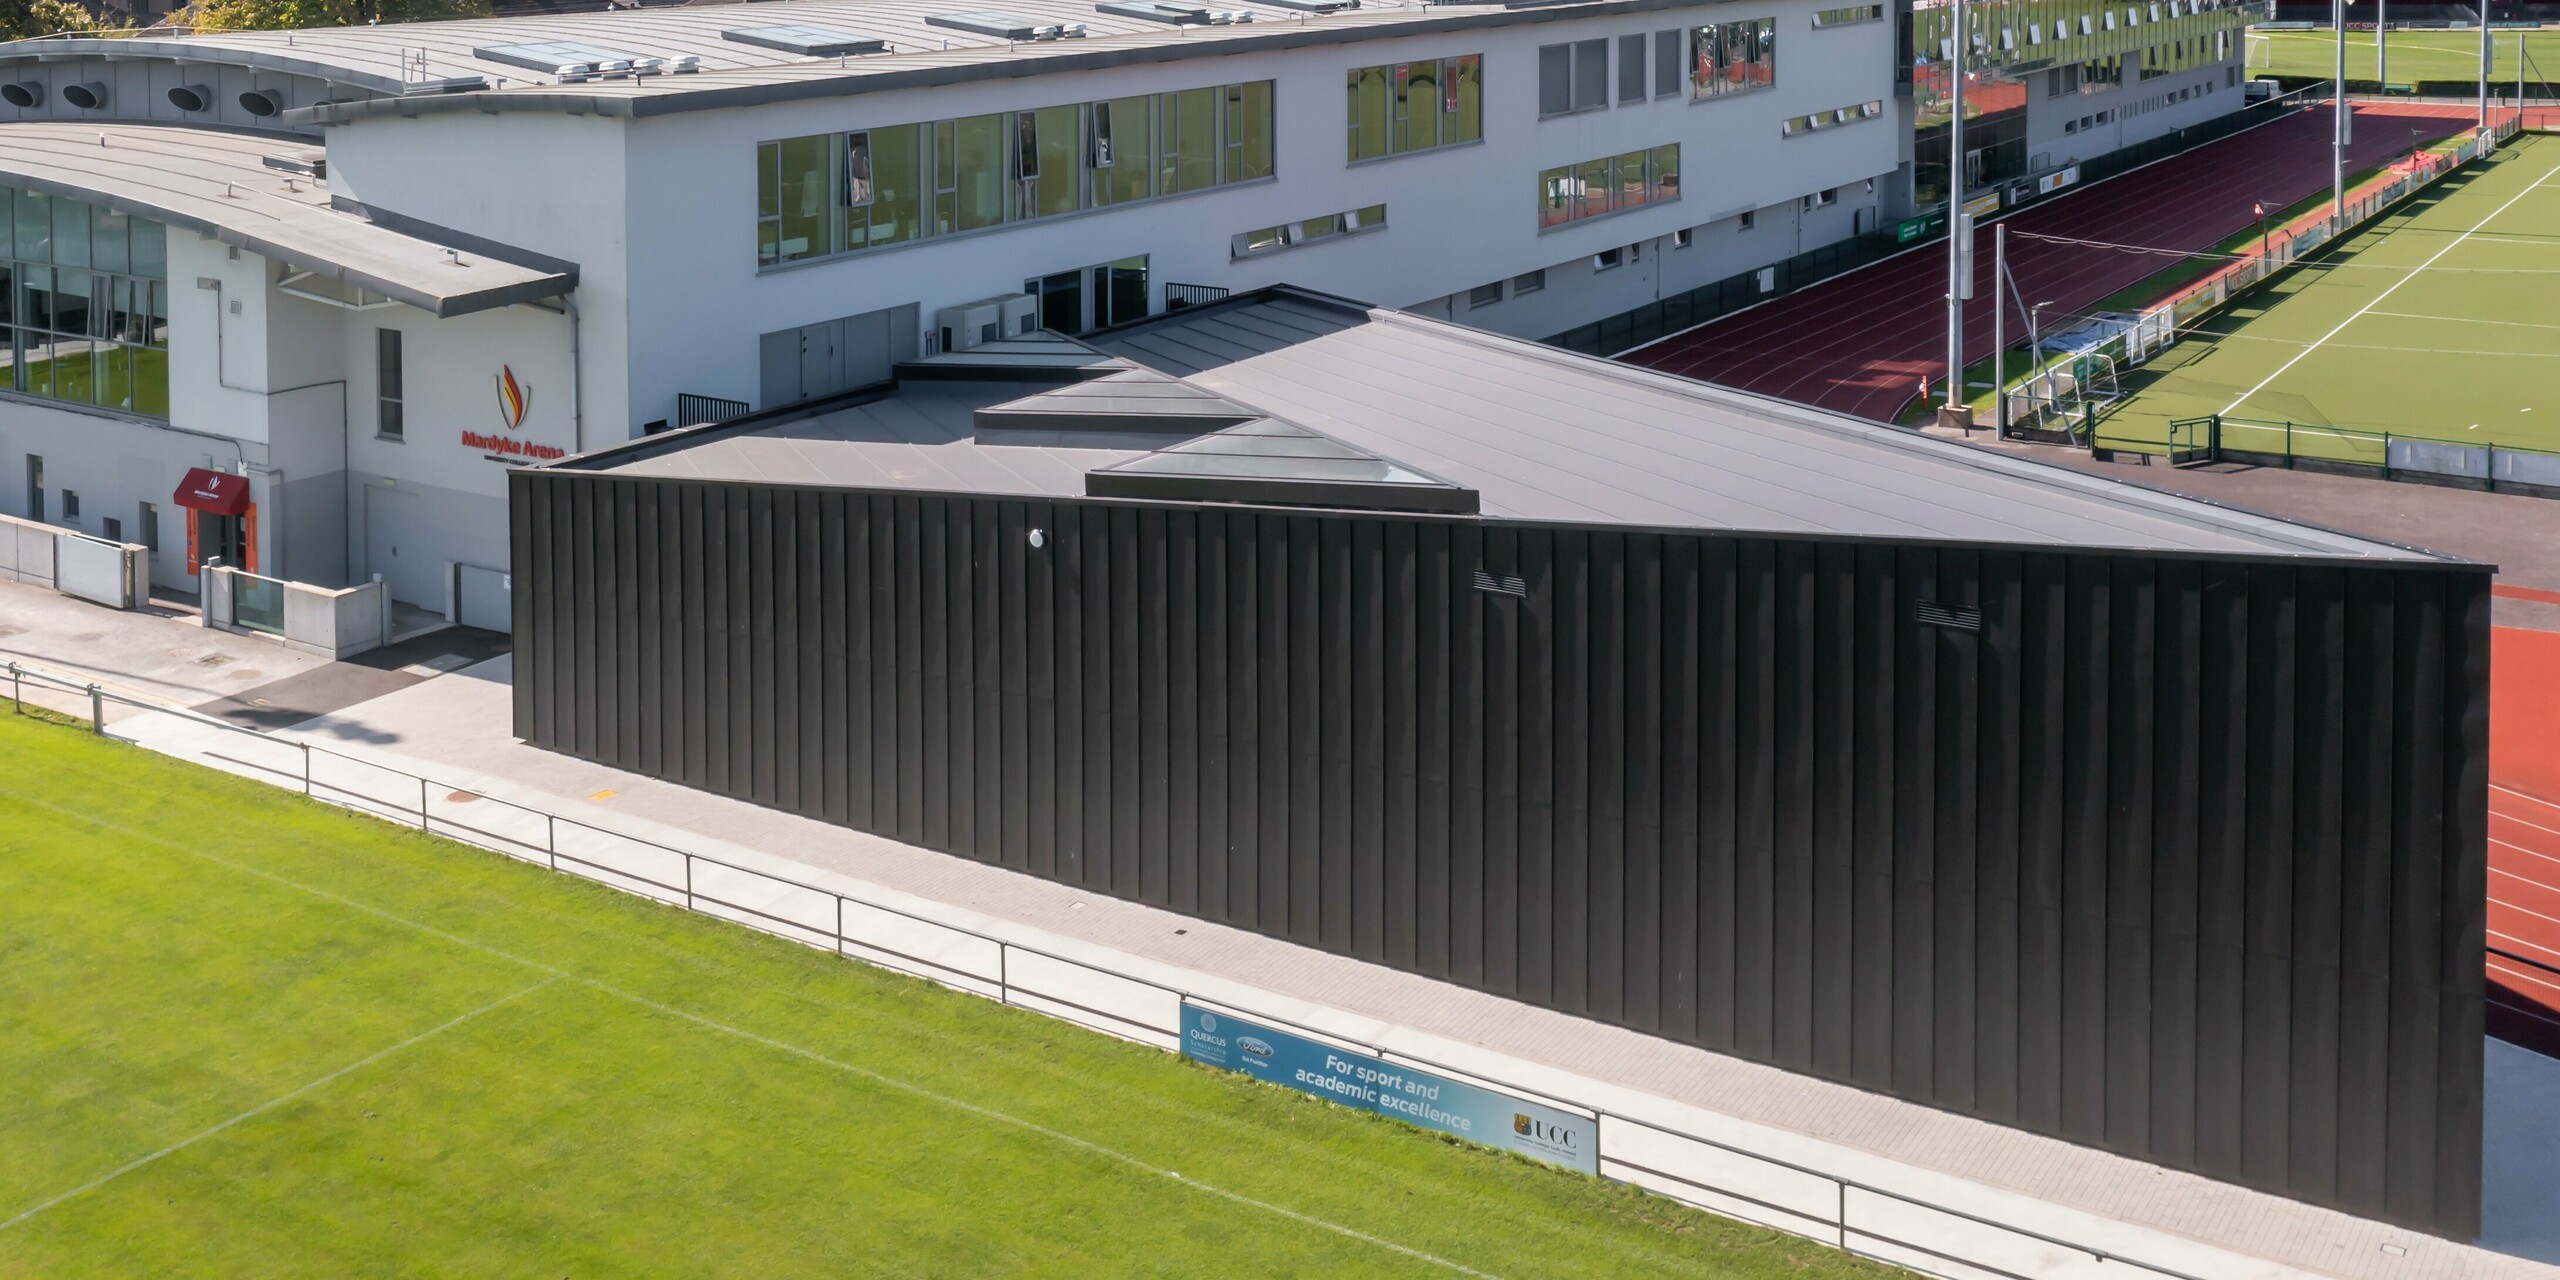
xmin=2218 ymin=157 xmax=2560 ymax=418
xmin=2489 ymin=894 xmax=2560 ymax=931
xmin=0 ymin=976 xmax=560 ymax=1234
xmin=2493 ymin=838 xmax=2560 ymax=873
xmin=0 ymin=787 xmax=1504 ymax=1280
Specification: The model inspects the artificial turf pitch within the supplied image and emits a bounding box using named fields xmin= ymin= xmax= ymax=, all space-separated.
xmin=2093 ymin=132 xmax=2560 ymax=459
xmin=2247 ymin=28 xmax=2560 ymax=85
xmin=0 ymin=712 xmax=1897 ymax=1278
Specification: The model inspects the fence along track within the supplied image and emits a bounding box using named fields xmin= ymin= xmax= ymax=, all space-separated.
xmin=5 ymin=657 xmax=2293 ymax=1280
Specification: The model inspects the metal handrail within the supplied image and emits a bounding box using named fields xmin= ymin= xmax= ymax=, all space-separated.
xmin=0 ymin=655 xmax=2364 ymax=1280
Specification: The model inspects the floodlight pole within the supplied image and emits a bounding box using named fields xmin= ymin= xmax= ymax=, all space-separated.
xmin=2479 ymin=0 xmax=2492 ymax=128
xmin=1993 ymin=221 xmax=2007 ymax=436
xmin=1945 ymin=0 xmax=1968 ymax=413
xmin=2333 ymin=0 xmax=2349 ymax=231
xmin=2378 ymin=0 xmax=2387 ymax=87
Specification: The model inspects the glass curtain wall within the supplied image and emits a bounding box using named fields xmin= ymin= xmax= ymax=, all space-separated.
xmin=760 ymin=80 xmax=1277 ymax=268
xmin=0 ymin=189 xmax=169 ymax=418
xmin=1538 ymin=144 xmax=1680 ymax=229
xmin=1690 ymin=18 xmax=1777 ymax=99
xmin=1345 ymin=55 xmax=1482 ymax=161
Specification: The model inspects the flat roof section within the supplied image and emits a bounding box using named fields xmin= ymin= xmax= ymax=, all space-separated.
xmin=0 ymin=0 xmax=1697 ymax=122
xmin=0 ymin=123 xmax=576 ymax=317
xmin=1091 ymin=293 xmax=2472 ymax=564
xmin=600 ymin=381 xmax=1163 ymax=497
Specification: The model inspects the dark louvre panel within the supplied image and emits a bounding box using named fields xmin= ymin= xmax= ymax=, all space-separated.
xmin=512 ymin=468 xmax=2491 ymax=1239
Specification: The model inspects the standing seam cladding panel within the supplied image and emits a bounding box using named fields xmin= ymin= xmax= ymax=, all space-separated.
xmin=514 ymin=476 xmax=2488 ymax=1238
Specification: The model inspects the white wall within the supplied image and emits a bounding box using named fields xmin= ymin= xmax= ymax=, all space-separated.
xmin=315 ymin=0 xmax=1898 ymax=439
xmin=2025 ymin=55 xmax=2246 ymax=170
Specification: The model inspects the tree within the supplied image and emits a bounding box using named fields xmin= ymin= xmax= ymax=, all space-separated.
xmin=185 ymin=0 xmax=486 ymax=33
xmin=0 ymin=0 xmax=98 ymax=41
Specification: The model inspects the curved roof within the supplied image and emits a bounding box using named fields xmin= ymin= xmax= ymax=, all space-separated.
xmin=0 ymin=122 xmax=574 ymax=316
xmin=0 ymin=0 xmax=1695 ymax=122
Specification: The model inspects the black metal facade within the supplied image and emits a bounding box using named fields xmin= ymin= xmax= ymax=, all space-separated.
xmin=511 ymin=470 xmax=2490 ymax=1238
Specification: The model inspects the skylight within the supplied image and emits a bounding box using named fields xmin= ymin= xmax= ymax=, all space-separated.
xmin=925 ymin=11 xmax=1090 ymax=40
xmin=722 ymin=24 xmax=889 ymax=57
xmin=473 ymin=41 xmax=645 ymax=75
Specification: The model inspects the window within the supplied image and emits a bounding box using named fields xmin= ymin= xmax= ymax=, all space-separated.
xmin=1232 ymin=203 xmax=1387 ymax=259
xmin=59 ymin=488 xmax=76 ymax=522
xmin=1024 ymin=255 xmax=1149 ymax=335
xmin=1538 ymin=39 xmax=1608 ymax=116
xmin=1811 ymin=3 xmax=1884 ymax=26
xmin=1618 ymin=34 xmax=1647 ymax=103
xmin=1538 ymin=144 xmax=1679 ymax=229
xmin=1511 ymin=269 xmax=1545 ymax=295
xmin=0 ymin=190 xmax=168 ymax=419
xmin=1690 ymin=18 xmax=1775 ymax=100
xmin=757 ymin=80 xmax=1277 ymax=268
xmin=1346 ymin=55 xmax=1481 ymax=161
xmin=1593 ymin=247 xmax=1623 ymax=270
xmin=138 ymin=501 xmax=157 ymax=552
xmin=1738 ymin=209 xmax=1755 ymax=230
xmin=24 ymin=455 xmax=39 ymax=524
xmin=1781 ymin=99 xmax=1884 ymax=136
xmin=1672 ymin=227 xmax=1693 ymax=248
xmin=1469 ymin=282 xmax=1504 ymax=308
xmin=376 ymin=328 xmax=404 ymax=440
xmin=101 ymin=514 xmax=119 ymax=543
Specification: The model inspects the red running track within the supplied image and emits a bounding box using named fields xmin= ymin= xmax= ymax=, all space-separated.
xmin=2492 ymin=626 xmax=2560 ymax=1061
xmin=1626 ymin=102 xmax=2482 ymax=422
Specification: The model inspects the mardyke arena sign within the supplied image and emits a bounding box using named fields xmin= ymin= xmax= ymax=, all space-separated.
xmin=1179 ymin=1006 xmax=1599 ymax=1174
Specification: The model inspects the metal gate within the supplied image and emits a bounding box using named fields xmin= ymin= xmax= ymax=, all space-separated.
xmin=2166 ymin=415 xmax=2220 ymax=467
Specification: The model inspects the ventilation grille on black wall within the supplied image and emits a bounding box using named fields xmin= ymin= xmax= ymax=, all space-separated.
xmin=1914 ymin=598 xmax=1982 ymax=631
xmin=1473 ymin=568 xmax=1529 ymax=598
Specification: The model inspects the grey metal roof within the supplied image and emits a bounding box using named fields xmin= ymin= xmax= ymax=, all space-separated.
xmin=0 ymin=122 xmax=575 ymax=316
xmin=1157 ymin=301 xmax=2459 ymax=563
xmin=583 ymin=286 xmax=2464 ymax=566
xmin=602 ymin=381 xmax=1159 ymax=496
xmin=0 ymin=0 xmax=1698 ymax=122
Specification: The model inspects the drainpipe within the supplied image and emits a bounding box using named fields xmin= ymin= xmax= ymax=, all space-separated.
xmin=525 ymin=295 xmax=585 ymax=455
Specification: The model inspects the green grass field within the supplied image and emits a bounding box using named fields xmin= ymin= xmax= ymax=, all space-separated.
xmin=2093 ymin=132 xmax=2560 ymax=462
xmin=2248 ymin=27 xmax=2560 ymax=85
xmin=0 ymin=712 xmax=1895 ymax=1278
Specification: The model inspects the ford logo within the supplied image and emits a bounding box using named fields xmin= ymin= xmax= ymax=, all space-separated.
xmin=1238 ymin=1036 xmax=1274 ymax=1059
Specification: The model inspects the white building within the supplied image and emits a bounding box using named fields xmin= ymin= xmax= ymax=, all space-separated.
xmin=0 ymin=0 xmax=2242 ymax=618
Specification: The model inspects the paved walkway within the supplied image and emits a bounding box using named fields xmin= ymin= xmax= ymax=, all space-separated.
xmin=2 ymin=582 xmax=2551 ymax=1280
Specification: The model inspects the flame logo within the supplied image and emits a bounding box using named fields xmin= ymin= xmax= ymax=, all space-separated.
xmin=494 ymin=365 xmax=531 ymax=431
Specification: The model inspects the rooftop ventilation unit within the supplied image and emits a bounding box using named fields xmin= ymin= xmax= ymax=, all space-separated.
xmin=0 ymin=81 xmax=39 ymax=109
xmin=167 ymin=83 xmax=214 ymax=112
xmin=238 ymin=88 xmax=283 ymax=116
xmin=1256 ymin=0 xmax=1356 ymax=10
xmin=925 ymin=11 xmax=1090 ymax=40
xmin=668 ymin=55 xmax=702 ymax=73
xmin=723 ymin=24 xmax=888 ymax=56
xmin=934 ymin=293 xmax=1037 ymax=352
xmin=1096 ymin=2 xmax=1255 ymax=23
xmin=474 ymin=41 xmax=646 ymax=76
xmin=61 ymin=82 xmax=110 ymax=110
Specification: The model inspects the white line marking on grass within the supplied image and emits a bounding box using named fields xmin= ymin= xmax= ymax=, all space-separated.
xmin=2219 ymin=159 xmax=2560 ymax=419
xmin=0 ymin=976 xmax=559 ymax=1234
xmin=0 ymin=789 xmax=1503 ymax=1278
xmin=2369 ymin=310 xmax=2560 ymax=333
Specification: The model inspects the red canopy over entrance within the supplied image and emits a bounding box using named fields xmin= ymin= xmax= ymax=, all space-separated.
xmin=172 ymin=468 xmax=251 ymax=517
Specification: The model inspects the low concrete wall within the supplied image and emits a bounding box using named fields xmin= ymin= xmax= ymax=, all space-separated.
xmin=0 ymin=513 xmax=56 ymax=589
xmin=208 ymin=567 xmax=389 ymax=660
xmin=0 ymin=514 xmax=149 ymax=606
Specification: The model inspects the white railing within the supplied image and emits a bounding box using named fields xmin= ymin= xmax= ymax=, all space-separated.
xmin=4 ymin=657 xmax=2286 ymax=1280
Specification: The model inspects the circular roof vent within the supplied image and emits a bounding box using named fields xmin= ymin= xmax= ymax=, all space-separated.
xmin=238 ymin=88 xmax=284 ymax=117
xmin=167 ymin=84 xmax=214 ymax=113
xmin=1 ymin=82 xmax=44 ymax=109
xmin=61 ymin=81 xmax=109 ymax=110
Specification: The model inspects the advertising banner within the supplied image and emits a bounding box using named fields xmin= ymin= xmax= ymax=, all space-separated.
xmin=1178 ymin=1005 xmax=1599 ymax=1174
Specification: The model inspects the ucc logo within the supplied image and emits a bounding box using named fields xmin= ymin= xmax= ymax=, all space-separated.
xmin=1513 ymin=1114 xmax=1580 ymax=1149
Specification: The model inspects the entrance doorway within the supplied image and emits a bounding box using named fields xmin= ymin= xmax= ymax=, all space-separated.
xmin=1024 ymin=255 xmax=1149 ymax=335
xmin=194 ymin=510 xmax=244 ymax=573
